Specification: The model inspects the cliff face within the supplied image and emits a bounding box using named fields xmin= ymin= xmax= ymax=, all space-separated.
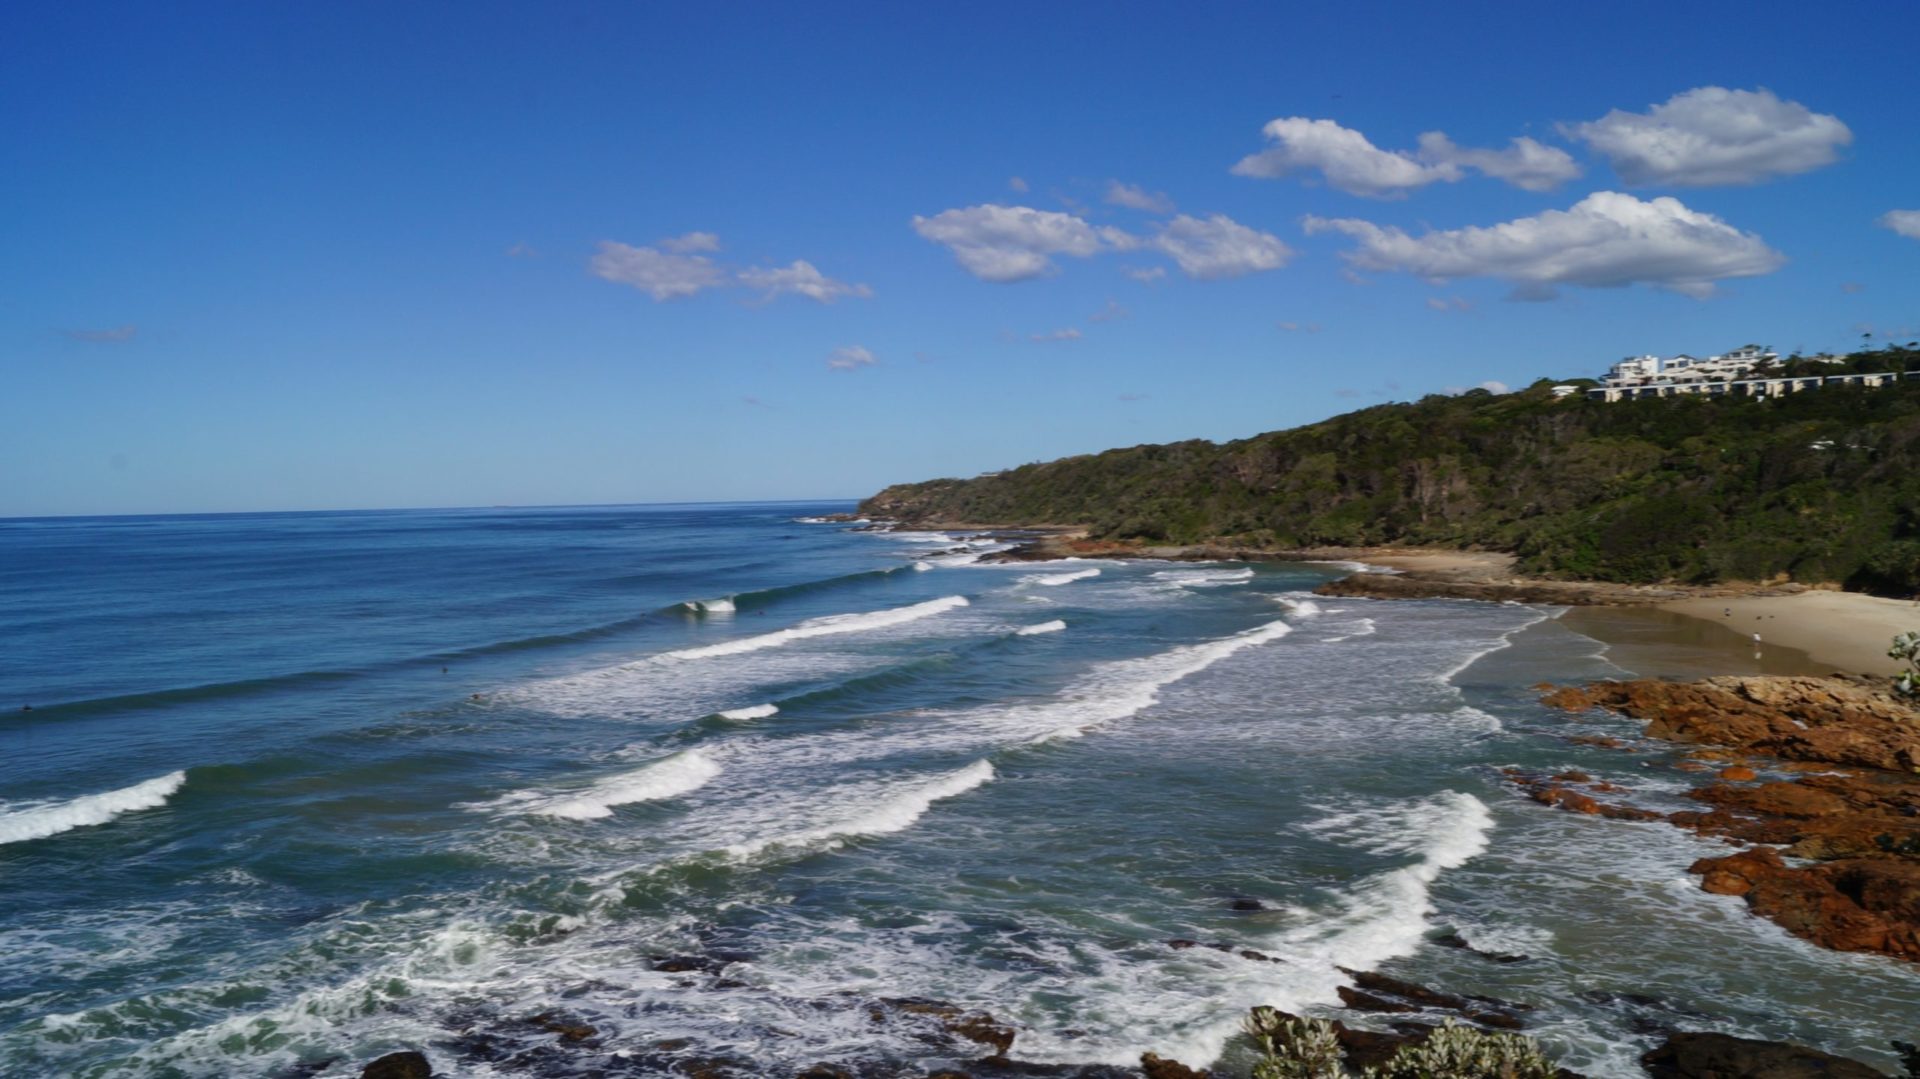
xmin=861 ymin=374 xmax=1920 ymax=590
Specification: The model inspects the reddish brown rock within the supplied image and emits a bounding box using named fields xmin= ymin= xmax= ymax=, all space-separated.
xmin=1690 ymin=847 xmax=1920 ymax=960
xmin=1519 ymin=778 xmax=1662 ymax=822
xmin=1543 ymin=674 xmax=1920 ymax=964
xmin=1549 ymin=676 xmax=1920 ymax=773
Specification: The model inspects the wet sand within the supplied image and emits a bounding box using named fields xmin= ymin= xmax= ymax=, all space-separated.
xmin=1560 ymin=605 xmax=1838 ymax=680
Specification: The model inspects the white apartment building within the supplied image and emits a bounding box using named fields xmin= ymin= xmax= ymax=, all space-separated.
xmin=1584 ymin=343 xmax=1907 ymax=402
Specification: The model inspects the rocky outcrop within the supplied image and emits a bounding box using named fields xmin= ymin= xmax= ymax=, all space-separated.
xmin=1690 ymin=847 xmax=1920 ymax=960
xmin=1540 ymin=677 xmax=1920 ymax=774
xmin=1541 ymin=674 xmax=1920 ymax=965
xmin=1640 ymin=1030 xmax=1889 ymax=1078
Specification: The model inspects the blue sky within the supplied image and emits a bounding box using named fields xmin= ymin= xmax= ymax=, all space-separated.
xmin=5 ymin=1 xmax=1919 ymax=516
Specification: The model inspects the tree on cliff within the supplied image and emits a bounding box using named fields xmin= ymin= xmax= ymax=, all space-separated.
xmin=862 ymin=352 xmax=1920 ymax=593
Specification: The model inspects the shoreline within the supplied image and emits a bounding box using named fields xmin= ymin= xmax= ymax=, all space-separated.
xmin=923 ymin=527 xmax=1906 ymax=678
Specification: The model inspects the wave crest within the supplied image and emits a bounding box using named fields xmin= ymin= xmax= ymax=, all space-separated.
xmin=662 ymin=596 xmax=969 ymax=660
xmin=0 ymin=771 xmax=187 ymax=846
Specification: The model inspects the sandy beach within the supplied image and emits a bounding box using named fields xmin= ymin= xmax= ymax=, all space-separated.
xmin=1655 ymin=591 xmax=1913 ymax=677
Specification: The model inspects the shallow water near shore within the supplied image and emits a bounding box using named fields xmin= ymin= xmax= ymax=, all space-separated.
xmin=2 ymin=504 xmax=1916 ymax=1077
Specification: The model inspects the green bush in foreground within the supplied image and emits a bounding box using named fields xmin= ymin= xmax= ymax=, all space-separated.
xmin=1891 ymin=631 xmax=1920 ymax=698
xmin=1245 ymin=1007 xmax=1558 ymax=1079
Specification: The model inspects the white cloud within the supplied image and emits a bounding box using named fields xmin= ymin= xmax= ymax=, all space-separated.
xmin=1105 ymin=180 xmax=1175 ymax=213
xmin=1124 ymin=266 xmax=1167 ymax=284
xmin=912 ymin=204 xmax=1134 ymax=282
xmin=593 ymin=235 xmax=866 ymax=303
xmin=1425 ymin=295 xmax=1473 ymax=312
xmin=591 ymin=240 xmax=729 ymax=300
xmin=1150 ymin=213 xmax=1293 ymax=279
xmin=1305 ymin=191 xmax=1784 ymax=299
xmin=1235 ymin=117 xmax=1580 ymax=196
xmin=1030 ymin=328 xmax=1083 ymax=342
xmin=826 ymin=345 xmax=877 ymax=371
xmin=1880 ymin=210 xmax=1920 ymax=241
xmin=505 ymin=242 xmax=539 ymax=258
xmin=1234 ymin=117 xmax=1457 ymax=197
xmin=660 ymin=232 xmax=722 ymax=254
xmin=1415 ymin=133 xmax=1580 ymax=192
xmin=1008 ymin=176 xmax=1029 ymax=192
xmin=736 ymin=260 xmax=873 ymax=303
xmin=65 ymin=324 xmax=136 ymax=343
xmin=1565 ymin=87 xmax=1851 ymax=186
xmin=1089 ymin=299 xmax=1128 ymax=322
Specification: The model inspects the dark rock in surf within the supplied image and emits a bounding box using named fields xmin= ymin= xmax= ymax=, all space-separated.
xmin=1140 ymin=1051 xmax=1211 ymax=1078
xmin=1640 ymin=1030 xmax=1887 ymax=1078
xmin=361 ymin=1051 xmax=433 ymax=1079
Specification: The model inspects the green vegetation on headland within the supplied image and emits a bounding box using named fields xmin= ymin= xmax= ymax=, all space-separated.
xmin=861 ymin=349 xmax=1920 ymax=593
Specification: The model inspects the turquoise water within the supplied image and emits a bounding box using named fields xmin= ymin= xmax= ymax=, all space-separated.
xmin=2 ymin=504 xmax=1916 ymax=1077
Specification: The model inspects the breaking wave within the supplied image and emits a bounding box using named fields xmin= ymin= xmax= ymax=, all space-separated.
xmin=469 ymin=750 xmax=721 ymax=820
xmin=660 ymin=596 xmax=970 ymax=660
xmin=0 ymin=771 xmax=187 ymax=846
xmin=1020 ymin=568 xmax=1101 ymax=587
xmin=726 ymin=760 xmax=995 ymax=859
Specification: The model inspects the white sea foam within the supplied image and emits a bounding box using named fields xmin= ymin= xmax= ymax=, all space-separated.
xmin=1260 ymin=791 xmax=1497 ymax=993
xmin=1019 ymin=568 xmax=1101 ymax=587
xmin=726 ymin=760 xmax=994 ymax=858
xmin=1151 ymin=567 xmax=1254 ymax=588
xmin=1306 ymin=559 xmax=1401 ymax=575
xmin=717 ymin=703 xmax=779 ymax=721
xmin=989 ymin=790 xmax=1499 ymax=1070
xmin=682 ymin=597 xmax=736 ymax=614
xmin=661 ymin=596 xmax=969 ymax=660
xmin=1272 ymin=593 xmax=1321 ymax=616
xmin=1323 ymin=617 xmax=1376 ymax=643
xmin=1016 ymin=620 xmax=1067 ymax=636
xmin=912 ymin=561 xmax=933 ymax=572
xmin=472 ymin=750 xmax=721 ymax=820
xmin=1435 ymin=607 xmax=1552 ymax=687
xmin=0 ymin=771 xmax=186 ymax=846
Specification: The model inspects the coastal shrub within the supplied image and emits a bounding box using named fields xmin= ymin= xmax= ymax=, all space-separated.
xmin=1852 ymin=540 xmax=1920 ymax=597
xmin=1244 ymin=1010 xmax=1559 ymax=1079
xmin=1362 ymin=1022 xmax=1557 ymax=1079
xmin=1245 ymin=1008 xmax=1342 ymax=1079
xmin=1890 ymin=631 xmax=1920 ymax=698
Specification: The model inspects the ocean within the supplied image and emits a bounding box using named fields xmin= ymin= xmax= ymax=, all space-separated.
xmin=2 ymin=503 xmax=1915 ymax=1078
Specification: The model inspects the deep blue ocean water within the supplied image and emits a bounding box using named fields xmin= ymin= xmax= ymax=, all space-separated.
xmin=2 ymin=503 xmax=1916 ymax=1078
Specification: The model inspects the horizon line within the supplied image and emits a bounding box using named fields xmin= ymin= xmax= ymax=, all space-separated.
xmin=0 ymin=496 xmax=864 ymax=524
